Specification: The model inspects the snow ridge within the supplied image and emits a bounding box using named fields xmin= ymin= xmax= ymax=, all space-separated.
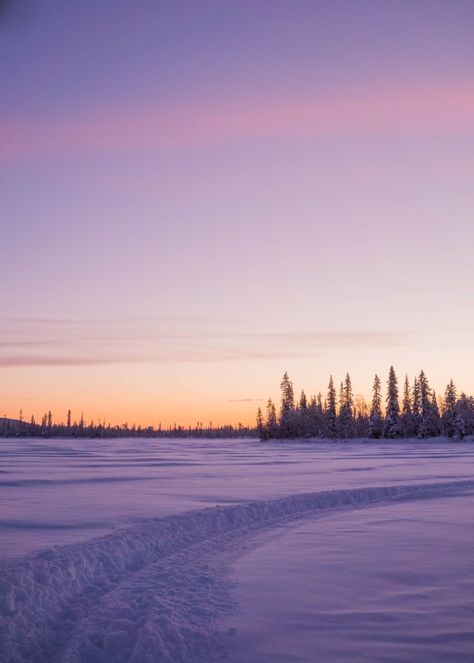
xmin=1 ymin=479 xmax=474 ymax=663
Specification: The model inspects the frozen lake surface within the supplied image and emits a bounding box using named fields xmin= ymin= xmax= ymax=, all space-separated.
xmin=2 ymin=436 xmax=474 ymax=556
xmin=227 ymin=492 xmax=474 ymax=662
xmin=1 ymin=437 xmax=474 ymax=662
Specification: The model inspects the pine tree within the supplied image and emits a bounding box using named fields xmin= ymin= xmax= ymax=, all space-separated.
xmin=266 ymin=398 xmax=278 ymax=438
xmin=430 ymin=390 xmax=441 ymax=436
xmin=279 ymin=372 xmax=295 ymax=437
xmin=417 ymin=371 xmax=438 ymax=438
xmin=401 ymin=375 xmax=415 ymax=437
xmin=339 ymin=373 xmax=354 ymax=438
xmin=307 ymin=393 xmax=323 ymax=438
xmin=368 ymin=374 xmax=383 ymax=439
xmin=454 ymin=394 xmax=474 ymax=439
xmin=256 ymin=407 xmax=266 ymax=440
xmin=299 ymin=390 xmax=308 ymax=410
xmin=317 ymin=393 xmax=323 ymax=411
xmin=280 ymin=372 xmax=294 ymax=414
xmin=442 ymin=380 xmax=457 ymax=437
xmin=412 ymin=376 xmax=421 ymax=436
xmin=384 ymin=366 xmax=400 ymax=438
xmin=326 ymin=376 xmax=337 ymax=438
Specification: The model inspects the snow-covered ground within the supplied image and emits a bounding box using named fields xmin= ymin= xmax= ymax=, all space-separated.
xmin=226 ymin=490 xmax=474 ymax=662
xmin=1 ymin=437 xmax=474 ymax=662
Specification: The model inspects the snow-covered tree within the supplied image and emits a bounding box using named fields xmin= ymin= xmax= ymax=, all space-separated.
xmin=308 ymin=393 xmax=324 ymax=437
xmin=454 ymin=394 xmax=474 ymax=439
xmin=412 ymin=376 xmax=421 ymax=435
xmin=401 ymin=374 xmax=415 ymax=437
xmin=266 ymin=398 xmax=278 ymax=438
xmin=442 ymin=380 xmax=457 ymax=438
xmin=299 ymin=390 xmax=308 ymax=410
xmin=339 ymin=373 xmax=354 ymax=438
xmin=384 ymin=366 xmax=400 ymax=438
xmin=256 ymin=407 xmax=266 ymax=440
xmin=279 ymin=372 xmax=295 ymax=437
xmin=280 ymin=372 xmax=294 ymax=414
xmin=325 ymin=375 xmax=337 ymax=438
xmin=417 ymin=371 xmax=439 ymax=438
xmin=368 ymin=374 xmax=383 ymax=439
xmin=430 ymin=391 xmax=441 ymax=436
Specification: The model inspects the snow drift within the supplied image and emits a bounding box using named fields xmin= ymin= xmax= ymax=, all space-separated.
xmin=2 ymin=479 xmax=474 ymax=663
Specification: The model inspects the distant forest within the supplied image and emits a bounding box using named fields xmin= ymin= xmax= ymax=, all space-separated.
xmin=0 ymin=413 xmax=254 ymax=439
xmin=257 ymin=369 xmax=474 ymax=440
xmin=3 ymin=368 xmax=473 ymax=441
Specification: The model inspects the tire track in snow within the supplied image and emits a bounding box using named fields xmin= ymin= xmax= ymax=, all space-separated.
xmin=2 ymin=480 xmax=474 ymax=663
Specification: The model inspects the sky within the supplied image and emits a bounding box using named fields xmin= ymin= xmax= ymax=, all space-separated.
xmin=1 ymin=0 xmax=474 ymax=427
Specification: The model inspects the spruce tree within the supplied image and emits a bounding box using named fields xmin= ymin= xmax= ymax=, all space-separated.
xmin=299 ymin=390 xmax=308 ymax=410
xmin=417 ymin=370 xmax=438 ymax=438
xmin=279 ymin=372 xmax=295 ymax=437
xmin=308 ymin=393 xmax=324 ymax=438
xmin=368 ymin=374 xmax=383 ymax=439
xmin=430 ymin=391 xmax=441 ymax=436
xmin=412 ymin=376 xmax=421 ymax=436
xmin=401 ymin=374 xmax=414 ymax=437
xmin=280 ymin=372 xmax=295 ymax=413
xmin=256 ymin=407 xmax=266 ymax=440
xmin=442 ymin=380 xmax=457 ymax=437
xmin=454 ymin=394 xmax=474 ymax=439
xmin=339 ymin=373 xmax=354 ymax=438
xmin=326 ymin=375 xmax=337 ymax=438
xmin=266 ymin=398 xmax=278 ymax=438
xmin=384 ymin=366 xmax=400 ymax=438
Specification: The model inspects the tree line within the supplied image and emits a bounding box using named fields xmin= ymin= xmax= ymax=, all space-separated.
xmin=256 ymin=369 xmax=474 ymax=440
xmin=0 ymin=411 xmax=255 ymax=439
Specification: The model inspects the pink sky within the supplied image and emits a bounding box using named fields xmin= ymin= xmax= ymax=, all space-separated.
xmin=1 ymin=1 xmax=474 ymax=426
xmin=2 ymin=80 xmax=474 ymax=162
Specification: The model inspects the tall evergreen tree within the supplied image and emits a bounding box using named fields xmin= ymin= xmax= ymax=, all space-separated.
xmin=326 ymin=375 xmax=337 ymax=438
xmin=417 ymin=370 xmax=438 ymax=438
xmin=384 ymin=366 xmax=400 ymax=438
xmin=454 ymin=394 xmax=474 ymax=439
xmin=299 ymin=390 xmax=308 ymax=410
xmin=266 ymin=398 xmax=278 ymax=438
xmin=280 ymin=372 xmax=294 ymax=413
xmin=412 ymin=376 xmax=421 ymax=436
xmin=279 ymin=372 xmax=295 ymax=437
xmin=442 ymin=380 xmax=457 ymax=438
xmin=307 ymin=393 xmax=323 ymax=438
xmin=339 ymin=373 xmax=354 ymax=438
xmin=280 ymin=372 xmax=295 ymax=437
xmin=430 ymin=390 xmax=441 ymax=436
xmin=368 ymin=374 xmax=383 ymax=439
xmin=256 ymin=407 xmax=266 ymax=440
xmin=401 ymin=374 xmax=415 ymax=437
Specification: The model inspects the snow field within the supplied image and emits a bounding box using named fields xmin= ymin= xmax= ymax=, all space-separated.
xmin=2 ymin=479 xmax=474 ymax=662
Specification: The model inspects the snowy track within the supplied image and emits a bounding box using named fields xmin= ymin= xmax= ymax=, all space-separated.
xmin=2 ymin=479 xmax=474 ymax=663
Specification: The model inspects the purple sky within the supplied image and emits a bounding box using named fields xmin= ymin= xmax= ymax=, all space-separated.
xmin=1 ymin=1 xmax=474 ymax=425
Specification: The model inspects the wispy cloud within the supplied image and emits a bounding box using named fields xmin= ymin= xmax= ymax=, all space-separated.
xmin=1 ymin=80 xmax=474 ymax=163
xmin=0 ymin=316 xmax=412 ymax=368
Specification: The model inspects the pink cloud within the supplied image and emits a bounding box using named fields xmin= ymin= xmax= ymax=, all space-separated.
xmin=1 ymin=80 xmax=474 ymax=162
